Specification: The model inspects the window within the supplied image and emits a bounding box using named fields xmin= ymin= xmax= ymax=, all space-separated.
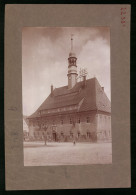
xmin=37 ymin=121 xmax=40 ymax=127
xmin=78 ymin=132 xmax=80 ymax=137
xmin=70 ymin=118 xmax=72 ymax=124
xmin=61 ymin=120 xmax=63 ymax=125
xmin=87 ymin=132 xmax=91 ymax=138
xmin=70 ymin=132 xmax=73 ymax=137
xmin=78 ymin=118 xmax=80 ymax=123
xmin=104 ymin=131 xmax=107 ymax=136
xmin=34 ymin=121 xmax=37 ymax=126
xmin=86 ymin=117 xmax=90 ymax=123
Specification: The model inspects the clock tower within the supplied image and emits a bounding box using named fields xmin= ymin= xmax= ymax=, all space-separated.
xmin=67 ymin=35 xmax=78 ymax=89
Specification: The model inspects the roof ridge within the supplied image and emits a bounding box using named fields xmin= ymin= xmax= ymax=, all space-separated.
xmin=54 ymin=91 xmax=79 ymax=97
xmin=54 ymin=77 xmax=95 ymax=89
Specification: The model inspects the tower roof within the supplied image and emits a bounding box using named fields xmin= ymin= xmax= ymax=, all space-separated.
xmin=69 ymin=52 xmax=76 ymax=57
xmin=69 ymin=34 xmax=76 ymax=57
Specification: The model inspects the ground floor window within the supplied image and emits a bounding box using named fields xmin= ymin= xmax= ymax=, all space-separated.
xmin=86 ymin=117 xmax=90 ymax=123
xmin=87 ymin=132 xmax=91 ymax=138
xmin=70 ymin=132 xmax=73 ymax=138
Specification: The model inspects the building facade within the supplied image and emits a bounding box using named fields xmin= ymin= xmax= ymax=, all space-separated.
xmin=26 ymin=37 xmax=111 ymax=142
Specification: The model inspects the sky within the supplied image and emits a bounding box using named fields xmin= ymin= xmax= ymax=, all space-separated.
xmin=22 ymin=27 xmax=110 ymax=116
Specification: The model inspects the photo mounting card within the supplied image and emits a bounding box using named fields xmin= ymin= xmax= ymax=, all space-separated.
xmin=5 ymin=4 xmax=130 ymax=190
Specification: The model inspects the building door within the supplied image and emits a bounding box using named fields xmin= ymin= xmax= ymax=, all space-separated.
xmin=53 ymin=132 xmax=57 ymax=141
xmin=52 ymin=125 xmax=57 ymax=141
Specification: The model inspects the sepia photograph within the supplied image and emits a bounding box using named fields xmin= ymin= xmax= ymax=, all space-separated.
xmin=22 ymin=27 xmax=112 ymax=166
xmin=4 ymin=4 xmax=131 ymax=190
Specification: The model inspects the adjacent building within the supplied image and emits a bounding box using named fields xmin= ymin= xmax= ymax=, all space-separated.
xmin=23 ymin=117 xmax=29 ymax=141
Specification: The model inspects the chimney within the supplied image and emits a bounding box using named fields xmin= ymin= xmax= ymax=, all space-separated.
xmin=51 ymin=84 xmax=53 ymax=96
xmin=102 ymin=87 xmax=104 ymax=91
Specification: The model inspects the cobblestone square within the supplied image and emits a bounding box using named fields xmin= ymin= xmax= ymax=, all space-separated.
xmin=24 ymin=142 xmax=112 ymax=166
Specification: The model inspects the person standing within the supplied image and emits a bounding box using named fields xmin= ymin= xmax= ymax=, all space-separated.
xmin=73 ymin=139 xmax=76 ymax=146
xmin=43 ymin=124 xmax=48 ymax=146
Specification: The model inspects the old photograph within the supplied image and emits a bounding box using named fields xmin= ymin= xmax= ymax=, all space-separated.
xmin=22 ymin=27 xmax=112 ymax=166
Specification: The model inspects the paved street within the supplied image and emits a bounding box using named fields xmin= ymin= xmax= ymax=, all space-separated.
xmin=24 ymin=142 xmax=112 ymax=166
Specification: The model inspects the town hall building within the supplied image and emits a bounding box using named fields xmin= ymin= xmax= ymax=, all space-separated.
xmin=26 ymin=37 xmax=111 ymax=142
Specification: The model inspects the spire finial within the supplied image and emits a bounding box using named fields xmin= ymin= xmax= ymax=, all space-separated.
xmin=71 ymin=34 xmax=74 ymax=51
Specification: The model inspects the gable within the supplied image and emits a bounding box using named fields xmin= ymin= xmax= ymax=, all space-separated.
xmin=95 ymin=78 xmax=111 ymax=113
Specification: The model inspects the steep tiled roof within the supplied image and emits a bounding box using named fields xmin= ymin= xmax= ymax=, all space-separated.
xmin=28 ymin=77 xmax=111 ymax=119
xmin=95 ymin=79 xmax=111 ymax=113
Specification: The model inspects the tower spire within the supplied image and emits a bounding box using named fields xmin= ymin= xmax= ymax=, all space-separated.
xmin=67 ymin=34 xmax=78 ymax=89
xmin=71 ymin=34 xmax=74 ymax=52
